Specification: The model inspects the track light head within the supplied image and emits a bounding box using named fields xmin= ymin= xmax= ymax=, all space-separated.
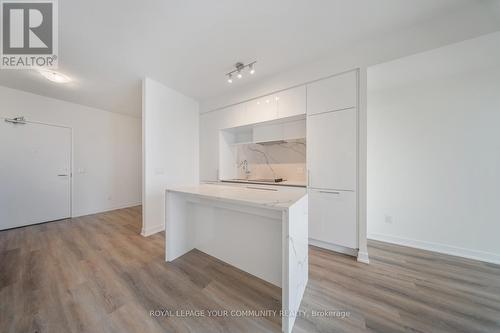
xmin=225 ymin=61 xmax=257 ymax=83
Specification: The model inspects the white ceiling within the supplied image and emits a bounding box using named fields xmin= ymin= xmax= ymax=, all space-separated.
xmin=0 ymin=0 xmax=499 ymax=116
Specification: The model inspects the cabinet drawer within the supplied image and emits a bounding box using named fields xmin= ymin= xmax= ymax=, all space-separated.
xmin=308 ymin=189 xmax=357 ymax=249
xmin=307 ymin=71 xmax=357 ymax=115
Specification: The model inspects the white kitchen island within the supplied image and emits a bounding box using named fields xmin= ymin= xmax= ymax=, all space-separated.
xmin=165 ymin=183 xmax=308 ymax=333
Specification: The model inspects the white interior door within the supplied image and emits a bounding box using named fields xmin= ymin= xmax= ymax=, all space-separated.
xmin=0 ymin=119 xmax=71 ymax=230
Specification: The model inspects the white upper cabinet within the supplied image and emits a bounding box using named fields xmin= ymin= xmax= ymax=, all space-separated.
xmin=244 ymin=95 xmax=278 ymax=125
xmin=253 ymin=118 xmax=306 ymax=143
xmin=307 ymin=108 xmax=357 ymax=190
xmin=307 ymin=71 xmax=357 ymax=115
xmin=218 ymin=103 xmax=246 ymax=129
xmin=253 ymin=123 xmax=284 ymax=143
xmin=282 ymin=119 xmax=306 ymax=140
xmin=276 ymin=86 xmax=306 ymax=118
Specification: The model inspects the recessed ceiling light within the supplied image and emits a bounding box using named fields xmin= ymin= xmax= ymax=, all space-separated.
xmin=38 ymin=70 xmax=71 ymax=83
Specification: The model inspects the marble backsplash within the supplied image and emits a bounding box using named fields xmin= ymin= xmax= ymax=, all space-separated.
xmin=235 ymin=139 xmax=306 ymax=182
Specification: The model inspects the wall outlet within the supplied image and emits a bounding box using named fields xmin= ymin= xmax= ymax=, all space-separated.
xmin=384 ymin=215 xmax=393 ymax=224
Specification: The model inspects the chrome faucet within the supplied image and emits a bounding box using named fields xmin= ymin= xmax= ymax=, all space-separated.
xmin=239 ymin=160 xmax=251 ymax=179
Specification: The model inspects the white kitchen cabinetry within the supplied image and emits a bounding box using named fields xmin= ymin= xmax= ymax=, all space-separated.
xmin=199 ymin=111 xmax=220 ymax=181
xmin=307 ymin=71 xmax=357 ymax=115
xmin=253 ymin=123 xmax=284 ymax=143
xmin=219 ymin=103 xmax=247 ymax=129
xmin=282 ymin=119 xmax=306 ymax=140
xmin=253 ymin=118 xmax=306 ymax=143
xmin=277 ymin=86 xmax=306 ymax=118
xmin=245 ymin=95 xmax=278 ymax=124
xmin=307 ymin=69 xmax=359 ymax=254
xmin=308 ymin=189 xmax=357 ymax=249
xmin=307 ymin=108 xmax=356 ymax=191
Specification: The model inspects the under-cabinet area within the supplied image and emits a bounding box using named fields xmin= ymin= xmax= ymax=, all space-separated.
xmin=219 ymin=116 xmax=307 ymax=187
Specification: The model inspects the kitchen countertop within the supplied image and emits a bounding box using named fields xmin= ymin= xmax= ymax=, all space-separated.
xmin=167 ymin=183 xmax=307 ymax=210
xmin=221 ymin=179 xmax=307 ymax=188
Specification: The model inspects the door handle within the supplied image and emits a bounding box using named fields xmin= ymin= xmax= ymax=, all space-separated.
xmin=57 ymin=174 xmax=69 ymax=177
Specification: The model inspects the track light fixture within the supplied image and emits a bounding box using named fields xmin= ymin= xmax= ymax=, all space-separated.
xmin=249 ymin=63 xmax=255 ymax=75
xmin=226 ymin=61 xmax=257 ymax=83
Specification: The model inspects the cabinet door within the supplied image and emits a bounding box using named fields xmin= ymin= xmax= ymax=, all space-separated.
xmin=277 ymin=86 xmax=306 ymax=118
xmin=245 ymin=95 xmax=278 ymax=124
xmin=253 ymin=123 xmax=284 ymax=143
xmin=308 ymin=189 xmax=357 ymax=249
xmin=282 ymin=119 xmax=306 ymax=140
xmin=307 ymin=108 xmax=356 ymax=190
xmin=219 ymin=103 xmax=246 ymax=129
xmin=307 ymin=71 xmax=357 ymax=115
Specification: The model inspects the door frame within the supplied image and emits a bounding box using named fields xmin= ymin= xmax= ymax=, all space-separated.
xmin=1 ymin=116 xmax=74 ymax=219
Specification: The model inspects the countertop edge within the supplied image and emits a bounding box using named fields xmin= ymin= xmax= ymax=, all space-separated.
xmin=166 ymin=186 xmax=306 ymax=211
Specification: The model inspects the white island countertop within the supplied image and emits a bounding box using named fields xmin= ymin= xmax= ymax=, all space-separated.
xmin=167 ymin=183 xmax=307 ymax=210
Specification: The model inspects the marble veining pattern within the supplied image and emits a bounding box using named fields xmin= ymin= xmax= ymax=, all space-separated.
xmin=236 ymin=139 xmax=306 ymax=182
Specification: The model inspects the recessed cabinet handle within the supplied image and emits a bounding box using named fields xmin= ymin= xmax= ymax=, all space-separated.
xmin=319 ymin=190 xmax=340 ymax=194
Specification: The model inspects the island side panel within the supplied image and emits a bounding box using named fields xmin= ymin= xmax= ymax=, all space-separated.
xmin=165 ymin=191 xmax=195 ymax=261
xmin=282 ymin=194 xmax=309 ymax=333
xmin=190 ymin=199 xmax=283 ymax=287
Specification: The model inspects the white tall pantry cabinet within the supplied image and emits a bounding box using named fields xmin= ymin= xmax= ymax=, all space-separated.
xmin=307 ymin=70 xmax=360 ymax=253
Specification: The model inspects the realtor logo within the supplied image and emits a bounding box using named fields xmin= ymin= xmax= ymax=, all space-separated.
xmin=1 ymin=0 xmax=58 ymax=69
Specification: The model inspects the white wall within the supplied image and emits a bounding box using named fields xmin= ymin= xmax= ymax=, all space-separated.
xmin=367 ymin=33 xmax=500 ymax=264
xmin=142 ymin=78 xmax=199 ymax=236
xmin=0 ymin=85 xmax=142 ymax=217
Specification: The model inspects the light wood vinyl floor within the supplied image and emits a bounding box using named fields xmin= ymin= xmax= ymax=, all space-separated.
xmin=1 ymin=206 xmax=499 ymax=333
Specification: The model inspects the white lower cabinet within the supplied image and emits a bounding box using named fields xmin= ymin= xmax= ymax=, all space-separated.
xmin=308 ymin=189 xmax=357 ymax=249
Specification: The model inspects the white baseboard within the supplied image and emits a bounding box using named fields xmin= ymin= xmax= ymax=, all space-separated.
xmin=141 ymin=224 xmax=165 ymax=237
xmin=368 ymin=233 xmax=500 ymax=265
xmin=73 ymin=202 xmax=142 ymax=218
xmin=357 ymin=251 xmax=370 ymax=264
xmin=309 ymin=238 xmax=358 ymax=257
